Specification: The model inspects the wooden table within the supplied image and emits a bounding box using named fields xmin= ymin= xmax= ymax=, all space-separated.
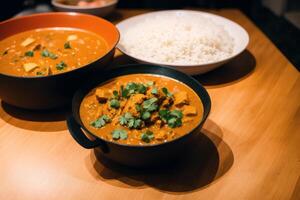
xmin=0 ymin=9 xmax=299 ymax=200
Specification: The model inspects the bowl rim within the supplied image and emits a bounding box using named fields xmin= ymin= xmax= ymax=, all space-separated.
xmin=71 ymin=64 xmax=212 ymax=148
xmin=51 ymin=0 xmax=118 ymax=9
xmin=116 ymin=9 xmax=249 ymax=68
xmin=0 ymin=12 xmax=120 ymax=79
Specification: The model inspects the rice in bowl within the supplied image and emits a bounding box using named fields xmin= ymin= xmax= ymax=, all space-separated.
xmin=119 ymin=15 xmax=234 ymax=65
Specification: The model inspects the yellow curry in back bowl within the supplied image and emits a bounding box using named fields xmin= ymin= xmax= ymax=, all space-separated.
xmin=80 ymin=74 xmax=204 ymax=145
xmin=0 ymin=28 xmax=108 ymax=77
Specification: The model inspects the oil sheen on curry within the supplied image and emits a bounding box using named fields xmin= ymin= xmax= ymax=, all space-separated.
xmin=0 ymin=28 xmax=108 ymax=76
xmin=80 ymin=74 xmax=203 ymax=145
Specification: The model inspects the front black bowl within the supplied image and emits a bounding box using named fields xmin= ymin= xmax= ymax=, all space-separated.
xmin=67 ymin=64 xmax=211 ymax=168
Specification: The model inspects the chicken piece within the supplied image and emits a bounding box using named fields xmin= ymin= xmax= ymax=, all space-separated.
xmin=95 ymin=88 xmax=110 ymax=103
xmin=23 ymin=63 xmax=38 ymax=72
xmin=161 ymin=96 xmax=173 ymax=108
xmin=182 ymin=117 xmax=194 ymax=123
xmin=131 ymin=94 xmax=146 ymax=104
xmin=150 ymin=112 xmax=160 ymax=124
xmin=122 ymin=94 xmax=146 ymax=117
xmin=174 ymin=91 xmax=189 ymax=107
xmin=155 ymin=130 xmax=168 ymax=141
xmin=95 ymin=106 xmax=103 ymax=119
xmin=155 ymin=119 xmax=163 ymax=127
xmin=21 ymin=37 xmax=35 ymax=47
xmin=102 ymin=103 xmax=118 ymax=119
xmin=182 ymin=105 xmax=197 ymax=116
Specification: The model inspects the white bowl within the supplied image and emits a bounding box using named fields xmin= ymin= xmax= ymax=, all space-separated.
xmin=51 ymin=0 xmax=118 ymax=17
xmin=116 ymin=10 xmax=249 ymax=75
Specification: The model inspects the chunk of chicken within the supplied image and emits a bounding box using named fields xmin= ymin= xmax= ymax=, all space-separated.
xmin=174 ymin=91 xmax=189 ymax=107
xmin=155 ymin=130 xmax=168 ymax=141
xmin=122 ymin=94 xmax=146 ymax=117
xmin=95 ymin=88 xmax=110 ymax=103
xmin=182 ymin=105 xmax=197 ymax=116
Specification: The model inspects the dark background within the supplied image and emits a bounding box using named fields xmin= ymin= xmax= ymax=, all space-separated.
xmin=0 ymin=0 xmax=299 ymax=70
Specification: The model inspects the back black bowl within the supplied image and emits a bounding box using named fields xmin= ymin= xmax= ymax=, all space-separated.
xmin=67 ymin=64 xmax=211 ymax=168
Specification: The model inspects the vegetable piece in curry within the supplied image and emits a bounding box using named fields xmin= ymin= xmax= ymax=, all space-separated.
xmin=80 ymin=74 xmax=204 ymax=145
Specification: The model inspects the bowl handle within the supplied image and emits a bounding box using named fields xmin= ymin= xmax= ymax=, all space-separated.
xmin=67 ymin=116 xmax=109 ymax=153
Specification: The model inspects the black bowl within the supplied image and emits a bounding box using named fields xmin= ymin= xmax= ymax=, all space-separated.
xmin=67 ymin=64 xmax=211 ymax=168
xmin=0 ymin=12 xmax=119 ymax=110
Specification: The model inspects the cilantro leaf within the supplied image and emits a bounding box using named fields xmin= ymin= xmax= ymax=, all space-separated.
xmin=141 ymin=130 xmax=154 ymax=143
xmin=162 ymin=87 xmax=173 ymax=98
xmin=146 ymin=81 xmax=154 ymax=86
xmin=64 ymin=41 xmax=71 ymax=49
xmin=109 ymin=99 xmax=120 ymax=109
xmin=24 ymin=51 xmax=34 ymax=57
xmin=151 ymin=88 xmax=158 ymax=95
xmin=112 ymin=129 xmax=127 ymax=140
xmin=113 ymin=90 xmax=119 ymax=98
xmin=141 ymin=111 xmax=151 ymax=120
xmin=90 ymin=115 xmax=111 ymax=128
xmin=56 ymin=61 xmax=67 ymax=70
xmin=143 ymin=97 xmax=158 ymax=112
xmin=170 ymin=110 xmax=183 ymax=119
xmin=41 ymin=49 xmax=58 ymax=59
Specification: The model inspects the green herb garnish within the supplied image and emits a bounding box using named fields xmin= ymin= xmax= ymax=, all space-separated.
xmin=151 ymin=88 xmax=158 ymax=95
xmin=113 ymin=90 xmax=119 ymax=98
xmin=146 ymin=81 xmax=154 ymax=86
xmin=90 ymin=115 xmax=111 ymax=128
xmin=64 ymin=41 xmax=71 ymax=49
xmin=162 ymin=87 xmax=173 ymax=98
xmin=159 ymin=109 xmax=183 ymax=128
xmin=142 ymin=97 xmax=158 ymax=112
xmin=56 ymin=61 xmax=67 ymax=70
xmin=41 ymin=49 xmax=58 ymax=59
xmin=119 ymin=112 xmax=143 ymax=129
xmin=141 ymin=111 xmax=151 ymax=120
xmin=112 ymin=129 xmax=128 ymax=140
xmin=109 ymin=99 xmax=120 ymax=109
xmin=141 ymin=130 xmax=154 ymax=143
xmin=24 ymin=51 xmax=34 ymax=57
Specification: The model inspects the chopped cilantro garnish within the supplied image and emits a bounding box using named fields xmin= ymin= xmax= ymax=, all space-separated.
xmin=113 ymin=90 xmax=119 ymax=98
xmin=162 ymin=87 xmax=173 ymax=97
xmin=159 ymin=109 xmax=183 ymax=128
xmin=143 ymin=97 xmax=158 ymax=112
xmin=64 ymin=41 xmax=71 ymax=49
xmin=151 ymin=88 xmax=158 ymax=95
xmin=141 ymin=130 xmax=154 ymax=143
xmin=41 ymin=49 xmax=58 ymax=59
xmin=141 ymin=111 xmax=151 ymax=120
xmin=119 ymin=112 xmax=143 ymax=129
xmin=112 ymin=129 xmax=127 ymax=140
xmin=146 ymin=81 xmax=154 ymax=86
xmin=24 ymin=51 xmax=34 ymax=57
xmin=56 ymin=61 xmax=67 ymax=70
xmin=90 ymin=115 xmax=111 ymax=128
xmin=109 ymin=99 xmax=120 ymax=109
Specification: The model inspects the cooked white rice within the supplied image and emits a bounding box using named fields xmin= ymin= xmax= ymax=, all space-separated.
xmin=119 ymin=15 xmax=234 ymax=65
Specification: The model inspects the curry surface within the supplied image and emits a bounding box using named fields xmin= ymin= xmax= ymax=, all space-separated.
xmin=0 ymin=28 xmax=108 ymax=76
xmin=80 ymin=74 xmax=203 ymax=145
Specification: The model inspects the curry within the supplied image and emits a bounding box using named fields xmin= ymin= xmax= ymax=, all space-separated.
xmin=0 ymin=28 xmax=108 ymax=77
xmin=80 ymin=74 xmax=203 ymax=145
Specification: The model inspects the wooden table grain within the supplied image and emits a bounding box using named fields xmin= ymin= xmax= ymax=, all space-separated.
xmin=0 ymin=9 xmax=299 ymax=200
